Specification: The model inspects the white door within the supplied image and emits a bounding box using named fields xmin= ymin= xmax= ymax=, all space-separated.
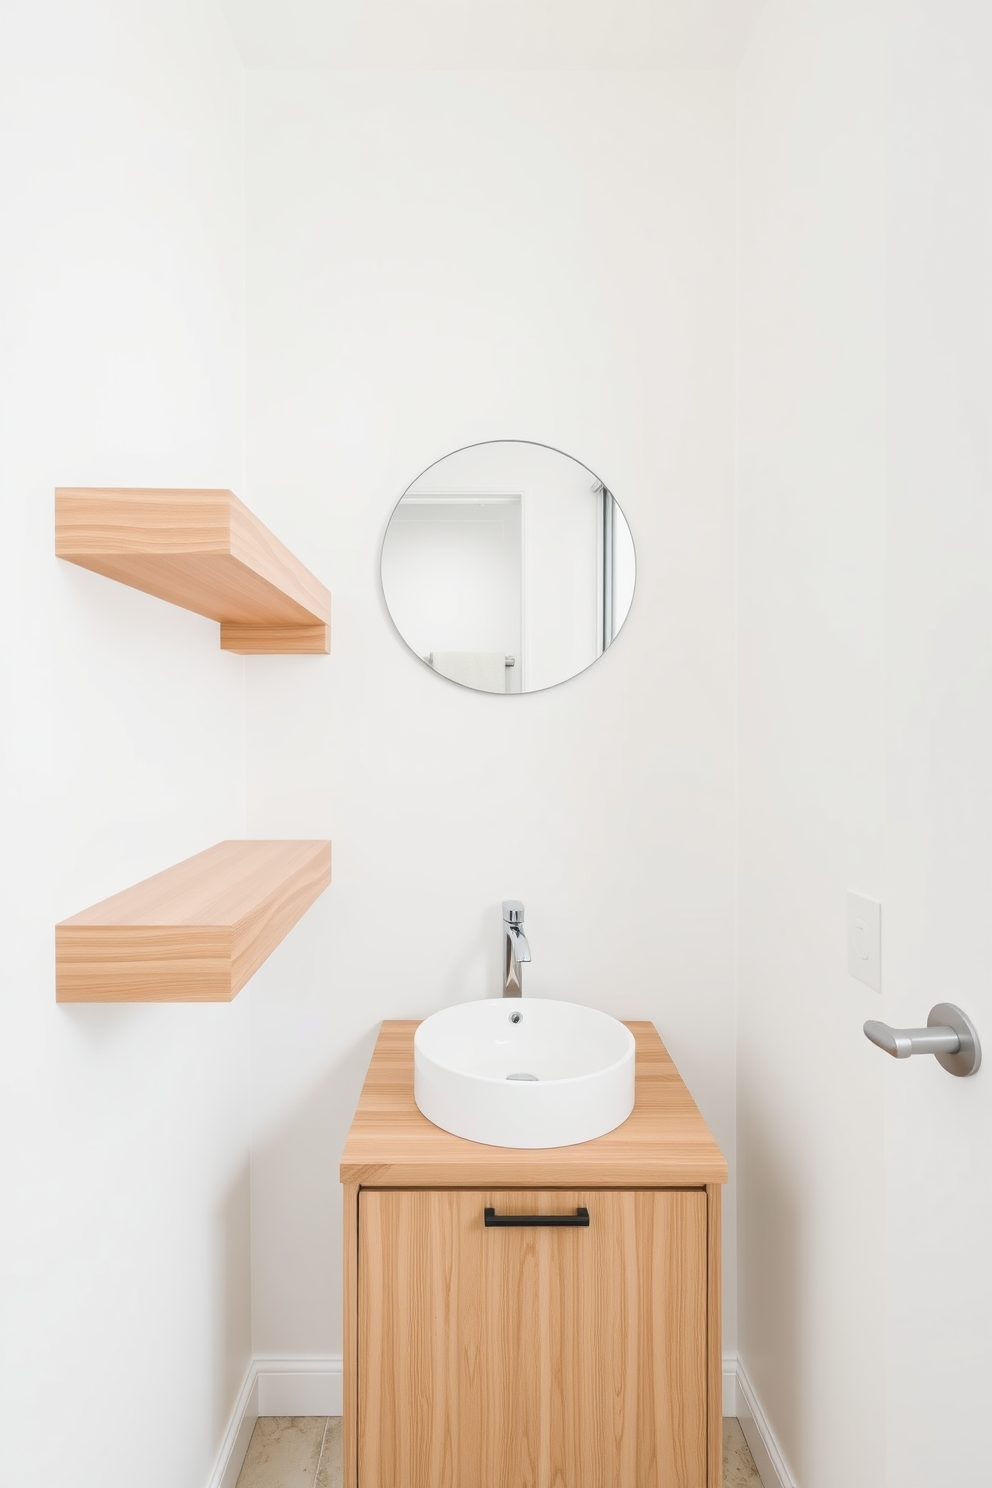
xmin=885 ymin=4 xmax=992 ymax=1483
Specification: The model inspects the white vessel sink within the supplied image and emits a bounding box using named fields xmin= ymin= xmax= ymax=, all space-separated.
xmin=414 ymin=998 xmax=636 ymax=1149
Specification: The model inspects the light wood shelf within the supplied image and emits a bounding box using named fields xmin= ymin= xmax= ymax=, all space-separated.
xmin=56 ymin=839 xmax=331 ymax=1002
xmin=55 ymin=487 xmax=330 ymax=653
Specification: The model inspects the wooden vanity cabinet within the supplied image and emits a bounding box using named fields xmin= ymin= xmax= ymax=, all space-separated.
xmin=341 ymin=1022 xmax=727 ymax=1488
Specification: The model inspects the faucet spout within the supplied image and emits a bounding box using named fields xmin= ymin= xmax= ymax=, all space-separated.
xmin=509 ymin=925 xmax=531 ymax=963
xmin=502 ymin=900 xmax=531 ymax=997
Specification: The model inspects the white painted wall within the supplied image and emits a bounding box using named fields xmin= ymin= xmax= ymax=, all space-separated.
xmin=220 ymin=0 xmax=768 ymax=71
xmin=0 ymin=4 xmax=250 ymax=1486
xmin=736 ymin=2 xmax=887 ymax=1484
xmin=242 ymin=69 xmax=738 ymax=1371
xmin=884 ymin=4 xmax=992 ymax=1483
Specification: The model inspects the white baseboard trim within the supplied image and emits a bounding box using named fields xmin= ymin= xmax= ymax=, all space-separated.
xmin=735 ymin=1356 xmax=797 ymax=1488
xmin=255 ymin=1354 xmax=343 ymax=1416
xmin=205 ymin=1355 xmax=343 ymax=1488
xmin=205 ymin=1360 xmax=258 ymax=1488
xmin=722 ymin=1354 xmax=741 ymax=1417
xmin=210 ymin=1351 xmax=788 ymax=1488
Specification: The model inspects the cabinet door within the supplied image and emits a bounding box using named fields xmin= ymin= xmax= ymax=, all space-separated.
xmin=358 ymin=1187 xmax=707 ymax=1488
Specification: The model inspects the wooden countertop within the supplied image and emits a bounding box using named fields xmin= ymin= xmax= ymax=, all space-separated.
xmin=340 ymin=1020 xmax=727 ymax=1188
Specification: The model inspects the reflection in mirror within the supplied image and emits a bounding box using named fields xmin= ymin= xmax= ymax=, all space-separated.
xmin=381 ymin=441 xmax=635 ymax=694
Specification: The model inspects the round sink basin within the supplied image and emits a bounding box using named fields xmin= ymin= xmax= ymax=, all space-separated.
xmin=414 ymin=999 xmax=635 ymax=1148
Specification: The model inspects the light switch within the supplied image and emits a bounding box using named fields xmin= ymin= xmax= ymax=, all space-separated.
xmin=847 ymin=891 xmax=881 ymax=991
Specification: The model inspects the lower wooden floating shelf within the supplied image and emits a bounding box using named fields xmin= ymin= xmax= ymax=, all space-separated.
xmin=56 ymin=839 xmax=331 ymax=1003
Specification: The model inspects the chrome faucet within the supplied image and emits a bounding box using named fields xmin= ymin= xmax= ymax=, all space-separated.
xmin=502 ymin=900 xmax=531 ymax=997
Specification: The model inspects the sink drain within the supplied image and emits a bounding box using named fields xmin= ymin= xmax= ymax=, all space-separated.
xmin=506 ymin=1072 xmax=539 ymax=1081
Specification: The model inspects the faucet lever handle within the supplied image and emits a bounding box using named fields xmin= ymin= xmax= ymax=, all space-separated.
xmin=502 ymin=900 xmax=525 ymax=925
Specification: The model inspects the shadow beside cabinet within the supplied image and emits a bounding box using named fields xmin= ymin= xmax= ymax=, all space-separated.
xmin=56 ymin=840 xmax=331 ymax=1002
xmin=55 ymin=486 xmax=330 ymax=653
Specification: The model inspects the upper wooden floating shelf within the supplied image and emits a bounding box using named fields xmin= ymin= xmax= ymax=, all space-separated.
xmin=55 ymin=487 xmax=330 ymax=654
xmin=56 ymin=839 xmax=331 ymax=1003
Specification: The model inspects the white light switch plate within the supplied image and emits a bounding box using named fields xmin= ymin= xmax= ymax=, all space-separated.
xmin=847 ymin=891 xmax=881 ymax=991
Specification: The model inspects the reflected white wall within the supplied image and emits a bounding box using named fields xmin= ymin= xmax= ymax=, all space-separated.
xmin=382 ymin=498 xmax=522 ymax=683
xmin=402 ymin=441 xmax=607 ymax=691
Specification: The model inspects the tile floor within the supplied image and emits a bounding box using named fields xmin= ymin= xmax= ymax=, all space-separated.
xmin=236 ymin=1417 xmax=340 ymax=1488
xmin=725 ymin=1416 xmax=765 ymax=1487
xmin=235 ymin=1414 xmax=763 ymax=1487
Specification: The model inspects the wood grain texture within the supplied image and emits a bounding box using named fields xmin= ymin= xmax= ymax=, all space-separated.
xmin=56 ymin=839 xmax=331 ymax=1001
xmin=219 ymin=622 xmax=328 ymax=654
xmin=55 ymin=487 xmax=330 ymax=653
xmin=340 ymin=1021 xmax=728 ymax=1188
xmin=707 ymin=1182 xmax=723 ymax=1488
xmin=343 ymin=1182 xmax=359 ymax=1488
xmin=358 ymin=1187 xmax=707 ymax=1488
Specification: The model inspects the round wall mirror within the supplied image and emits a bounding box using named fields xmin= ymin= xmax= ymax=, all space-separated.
xmin=381 ymin=441 xmax=635 ymax=694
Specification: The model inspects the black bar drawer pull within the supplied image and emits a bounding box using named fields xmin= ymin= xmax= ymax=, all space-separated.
xmin=484 ymin=1206 xmax=590 ymax=1228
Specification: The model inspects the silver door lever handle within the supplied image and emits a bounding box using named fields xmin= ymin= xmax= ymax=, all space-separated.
xmin=863 ymin=1002 xmax=981 ymax=1077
